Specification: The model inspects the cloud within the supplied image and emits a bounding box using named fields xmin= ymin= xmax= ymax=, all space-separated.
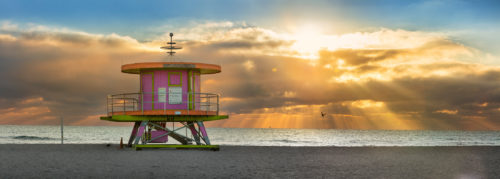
xmin=319 ymin=48 xmax=406 ymax=66
xmin=0 ymin=97 xmax=56 ymax=125
xmin=0 ymin=21 xmax=18 ymax=31
xmin=0 ymin=21 xmax=498 ymax=130
xmin=0 ymin=23 xmax=165 ymax=125
xmin=175 ymin=23 xmax=295 ymax=57
xmin=182 ymin=23 xmax=499 ymax=130
xmin=435 ymin=109 xmax=458 ymax=115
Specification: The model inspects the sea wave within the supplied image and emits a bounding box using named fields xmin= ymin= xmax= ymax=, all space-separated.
xmin=12 ymin=136 xmax=57 ymax=141
xmin=266 ymin=139 xmax=319 ymax=144
xmin=268 ymin=139 xmax=299 ymax=143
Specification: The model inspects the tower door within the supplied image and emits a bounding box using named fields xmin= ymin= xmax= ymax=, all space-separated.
xmin=141 ymin=73 xmax=153 ymax=110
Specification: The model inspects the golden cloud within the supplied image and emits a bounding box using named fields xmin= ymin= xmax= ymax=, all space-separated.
xmin=0 ymin=21 xmax=498 ymax=130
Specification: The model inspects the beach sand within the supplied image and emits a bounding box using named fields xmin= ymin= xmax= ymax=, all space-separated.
xmin=0 ymin=144 xmax=498 ymax=178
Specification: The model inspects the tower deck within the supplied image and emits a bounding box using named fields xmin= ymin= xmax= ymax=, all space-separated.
xmin=101 ymin=92 xmax=228 ymax=122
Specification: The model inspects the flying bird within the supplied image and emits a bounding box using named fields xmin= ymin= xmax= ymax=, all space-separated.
xmin=321 ymin=112 xmax=326 ymax=119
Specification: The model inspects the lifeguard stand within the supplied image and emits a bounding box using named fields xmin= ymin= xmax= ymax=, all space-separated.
xmin=100 ymin=33 xmax=228 ymax=150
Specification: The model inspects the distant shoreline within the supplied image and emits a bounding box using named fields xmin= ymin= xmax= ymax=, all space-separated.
xmin=0 ymin=144 xmax=498 ymax=178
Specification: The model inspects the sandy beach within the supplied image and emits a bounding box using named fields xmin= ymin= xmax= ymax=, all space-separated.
xmin=0 ymin=144 xmax=498 ymax=178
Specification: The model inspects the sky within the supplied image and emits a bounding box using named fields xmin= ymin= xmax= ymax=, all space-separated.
xmin=0 ymin=0 xmax=499 ymax=130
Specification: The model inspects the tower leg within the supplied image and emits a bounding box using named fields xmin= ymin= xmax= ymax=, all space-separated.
xmin=188 ymin=122 xmax=201 ymax=145
xmin=197 ymin=121 xmax=211 ymax=145
xmin=134 ymin=121 xmax=148 ymax=145
xmin=128 ymin=122 xmax=140 ymax=147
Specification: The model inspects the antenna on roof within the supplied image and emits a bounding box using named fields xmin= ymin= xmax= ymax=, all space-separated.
xmin=161 ymin=32 xmax=182 ymax=56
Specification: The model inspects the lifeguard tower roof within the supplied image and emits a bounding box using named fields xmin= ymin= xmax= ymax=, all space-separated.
xmin=122 ymin=62 xmax=221 ymax=74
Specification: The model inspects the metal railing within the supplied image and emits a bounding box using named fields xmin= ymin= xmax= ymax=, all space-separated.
xmin=106 ymin=92 xmax=220 ymax=116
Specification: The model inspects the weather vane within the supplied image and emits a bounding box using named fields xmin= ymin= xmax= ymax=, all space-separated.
xmin=161 ymin=32 xmax=182 ymax=56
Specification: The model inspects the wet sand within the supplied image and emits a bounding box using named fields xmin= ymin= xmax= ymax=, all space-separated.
xmin=0 ymin=144 xmax=498 ymax=178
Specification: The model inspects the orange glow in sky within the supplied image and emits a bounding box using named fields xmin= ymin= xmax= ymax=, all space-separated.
xmin=1 ymin=1 xmax=500 ymax=130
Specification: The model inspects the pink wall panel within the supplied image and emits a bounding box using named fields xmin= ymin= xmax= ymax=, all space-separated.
xmin=153 ymin=70 xmax=188 ymax=110
xmin=141 ymin=73 xmax=153 ymax=110
xmin=170 ymin=73 xmax=181 ymax=85
xmin=150 ymin=131 xmax=168 ymax=143
xmin=153 ymin=70 xmax=167 ymax=110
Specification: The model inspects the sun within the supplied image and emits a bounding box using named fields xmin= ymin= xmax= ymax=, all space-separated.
xmin=289 ymin=24 xmax=323 ymax=59
xmin=287 ymin=24 xmax=338 ymax=60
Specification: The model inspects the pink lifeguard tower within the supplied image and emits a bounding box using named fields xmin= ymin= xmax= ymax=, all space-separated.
xmin=100 ymin=33 xmax=228 ymax=150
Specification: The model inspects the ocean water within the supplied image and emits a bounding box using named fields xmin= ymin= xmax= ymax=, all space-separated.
xmin=0 ymin=125 xmax=499 ymax=146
